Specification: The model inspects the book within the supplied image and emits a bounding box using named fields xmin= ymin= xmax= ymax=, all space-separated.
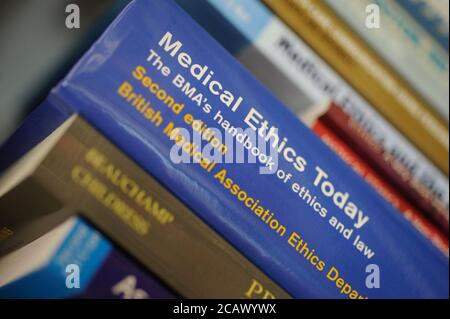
xmin=316 ymin=102 xmax=449 ymax=235
xmin=397 ymin=0 xmax=449 ymax=51
xmin=324 ymin=0 xmax=449 ymax=123
xmin=0 ymin=0 xmax=447 ymax=298
xmin=0 ymin=216 xmax=176 ymax=299
xmin=303 ymin=103 xmax=448 ymax=254
xmin=176 ymin=0 xmax=449 ymax=208
xmin=263 ymin=0 xmax=449 ymax=175
xmin=0 ymin=115 xmax=290 ymax=299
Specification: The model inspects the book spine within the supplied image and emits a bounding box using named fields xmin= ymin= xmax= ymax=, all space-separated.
xmin=0 ymin=218 xmax=111 ymax=298
xmin=77 ymin=237 xmax=176 ymax=299
xmin=33 ymin=118 xmax=291 ymax=299
xmin=177 ymin=0 xmax=449 ymax=208
xmin=1 ymin=0 xmax=448 ymax=298
xmin=319 ymin=103 xmax=449 ymax=235
xmin=311 ymin=120 xmax=448 ymax=255
xmin=0 ymin=218 xmax=176 ymax=299
xmin=263 ymin=0 xmax=449 ymax=175
xmin=323 ymin=0 xmax=449 ymax=123
xmin=397 ymin=0 xmax=449 ymax=51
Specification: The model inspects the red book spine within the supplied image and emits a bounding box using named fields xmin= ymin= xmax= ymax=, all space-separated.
xmin=312 ymin=120 xmax=448 ymax=255
xmin=319 ymin=103 xmax=449 ymax=235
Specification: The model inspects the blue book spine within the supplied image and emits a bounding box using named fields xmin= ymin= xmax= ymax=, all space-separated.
xmin=0 ymin=0 xmax=448 ymax=298
xmin=397 ymin=0 xmax=449 ymax=51
xmin=0 ymin=218 xmax=175 ymax=299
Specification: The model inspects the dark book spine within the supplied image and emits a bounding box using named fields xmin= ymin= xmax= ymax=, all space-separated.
xmin=320 ymin=103 xmax=449 ymax=235
xmin=78 ymin=246 xmax=176 ymax=299
xmin=2 ymin=117 xmax=290 ymax=299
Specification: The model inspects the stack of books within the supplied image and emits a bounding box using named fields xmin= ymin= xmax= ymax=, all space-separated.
xmin=0 ymin=0 xmax=448 ymax=299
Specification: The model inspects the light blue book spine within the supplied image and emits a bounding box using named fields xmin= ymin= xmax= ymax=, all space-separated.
xmin=0 ymin=219 xmax=111 ymax=299
xmin=324 ymin=0 xmax=449 ymax=123
xmin=0 ymin=218 xmax=175 ymax=299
